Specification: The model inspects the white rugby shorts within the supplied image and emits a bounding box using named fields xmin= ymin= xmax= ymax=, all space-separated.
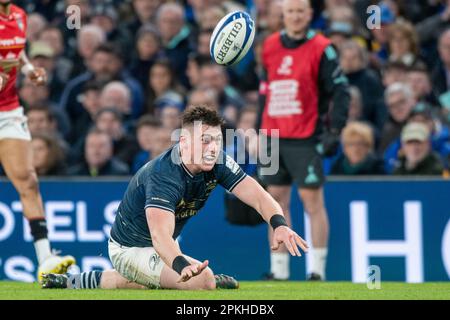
xmin=0 ymin=107 xmax=31 ymax=141
xmin=108 ymin=237 xmax=165 ymax=289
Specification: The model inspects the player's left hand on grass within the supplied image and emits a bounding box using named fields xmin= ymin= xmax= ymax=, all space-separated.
xmin=177 ymin=260 xmax=209 ymax=283
xmin=27 ymin=67 xmax=47 ymax=86
xmin=272 ymin=226 xmax=309 ymax=257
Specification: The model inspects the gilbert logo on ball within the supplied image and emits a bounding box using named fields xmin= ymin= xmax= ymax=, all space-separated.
xmin=210 ymin=11 xmax=255 ymax=66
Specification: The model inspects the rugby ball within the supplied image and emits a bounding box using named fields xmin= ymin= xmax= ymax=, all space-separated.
xmin=210 ymin=11 xmax=255 ymax=66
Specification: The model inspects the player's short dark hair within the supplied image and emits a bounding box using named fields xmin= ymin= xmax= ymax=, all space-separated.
xmin=182 ymin=106 xmax=224 ymax=128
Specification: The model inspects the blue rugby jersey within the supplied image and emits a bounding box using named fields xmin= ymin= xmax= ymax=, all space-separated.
xmin=110 ymin=144 xmax=247 ymax=247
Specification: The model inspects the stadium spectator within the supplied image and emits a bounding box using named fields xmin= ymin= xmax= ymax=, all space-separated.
xmin=19 ymin=80 xmax=71 ymax=138
xmin=31 ymin=133 xmax=67 ymax=176
xmin=406 ymin=62 xmax=439 ymax=107
xmin=146 ymin=58 xmax=184 ymax=114
xmin=156 ymin=2 xmax=193 ymax=88
xmin=326 ymin=5 xmax=362 ymax=51
xmin=187 ymin=87 xmax=220 ymax=113
xmin=186 ymin=53 xmax=210 ymax=89
xmin=262 ymin=0 xmax=284 ymax=34
xmin=28 ymin=41 xmax=65 ymax=104
xmin=67 ymin=80 xmax=102 ymax=146
xmin=126 ymin=0 xmax=163 ymax=36
xmin=431 ymin=28 xmax=450 ymax=100
xmin=59 ymin=43 xmax=144 ymax=124
xmin=330 ymin=122 xmax=384 ymax=175
xmin=26 ymin=105 xmax=57 ymax=137
xmin=99 ymin=81 xmax=133 ymax=120
xmin=379 ymin=82 xmax=416 ymax=153
xmin=129 ymin=24 xmax=164 ymax=90
xmin=68 ymin=129 xmax=129 ymax=176
xmin=196 ymin=5 xmax=225 ymax=31
xmin=196 ymin=29 xmax=213 ymax=59
xmin=199 ymin=62 xmax=243 ymax=125
xmin=393 ymin=122 xmax=444 ymax=175
xmin=416 ymin=1 xmax=450 ymax=47
xmin=149 ymin=126 xmax=173 ymax=159
xmin=132 ymin=115 xmax=162 ymax=173
xmin=340 ymin=40 xmax=387 ymax=132
xmin=38 ymin=26 xmax=73 ymax=83
xmin=387 ymin=21 xmax=420 ymax=67
xmin=369 ymin=2 xmax=396 ymax=69
xmin=160 ymin=104 xmax=182 ymax=133
xmin=90 ymin=3 xmax=134 ymax=60
xmin=26 ymin=13 xmax=47 ymax=42
xmin=382 ymin=61 xmax=409 ymax=88
xmin=19 ymin=76 xmax=51 ymax=108
xmin=70 ymin=24 xmax=106 ymax=78
xmin=347 ymin=86 xmax=363 ymax=123
xmin=94 ymin=108 xmax=140 ymax=167
xmin=383 ymin=104 xmax=450 ymax=173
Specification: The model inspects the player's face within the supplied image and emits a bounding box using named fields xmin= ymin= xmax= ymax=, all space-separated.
xmin=282 ymin=0 xmax=312 ymax=37
xmin=198 ymin=126 xmax=222 ymax=171
xmin=182 ymin=124 xmax=222 ymax=172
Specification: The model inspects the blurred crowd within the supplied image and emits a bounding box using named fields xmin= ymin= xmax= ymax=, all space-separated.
xmin=2 ymin=0 xmax=450 ymax=177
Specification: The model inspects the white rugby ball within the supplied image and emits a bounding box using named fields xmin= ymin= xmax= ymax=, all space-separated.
xmin=210 ymin=11 xmax=255 ymax=66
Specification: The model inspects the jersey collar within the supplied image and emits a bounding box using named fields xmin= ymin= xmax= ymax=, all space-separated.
xmin=172 ymin=143 xmax=195 ymax=179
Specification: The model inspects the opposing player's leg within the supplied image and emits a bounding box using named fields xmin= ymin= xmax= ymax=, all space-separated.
xmin=266 ymin=185 xmax=292 ymax=280
xmin=0 ymin=132 xmax=75 ymax=282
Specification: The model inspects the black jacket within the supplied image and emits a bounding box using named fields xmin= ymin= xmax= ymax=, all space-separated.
xmin=67 ymin=158 xmax=130 ymax=177
xmin=330 ymin=153 xmax=385 ymax=175
xmin=393 ymin=152 xmax=444 ymax=176
xmin=346 ymin=69 xmax=387 ymax=132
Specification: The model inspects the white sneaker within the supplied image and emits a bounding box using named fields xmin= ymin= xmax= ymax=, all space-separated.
xmin=38 ymin=255 xmax=76 ymax=283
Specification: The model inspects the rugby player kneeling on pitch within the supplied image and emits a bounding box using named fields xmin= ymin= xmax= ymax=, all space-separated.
xmin=41 ymin=106 xmax=308 ymax=290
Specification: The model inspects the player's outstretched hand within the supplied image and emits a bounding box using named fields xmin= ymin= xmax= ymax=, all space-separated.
xmin=177 ymin=260 xmax=209 ymax=283
xmin=28 ymin=67 xmax=47 ymax=86
xmin=272 ymin=226 xmax=309 ymax=257
xmin=0 ymin=72 xmax=10 ymax=92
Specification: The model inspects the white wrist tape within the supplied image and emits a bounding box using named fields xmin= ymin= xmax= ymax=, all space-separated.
xmin=21 ymin=63 xmax=35 ymax=76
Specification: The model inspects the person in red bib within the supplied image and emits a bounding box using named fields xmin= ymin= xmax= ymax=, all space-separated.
xmin=258 ymin=0 xmax=350 ymax=281
xmin=0 ymin=0 xmax=75 ymax=282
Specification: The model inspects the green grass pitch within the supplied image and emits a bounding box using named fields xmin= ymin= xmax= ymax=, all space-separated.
xmin=0 ymin=281 xmax=449 ymax=300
